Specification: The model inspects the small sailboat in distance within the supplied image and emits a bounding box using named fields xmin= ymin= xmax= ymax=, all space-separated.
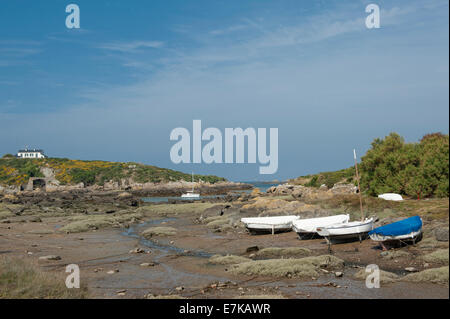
xmin=181 ymin=172 xmax=200 ymax=199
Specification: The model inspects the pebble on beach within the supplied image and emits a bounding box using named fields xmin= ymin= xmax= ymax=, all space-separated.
xmin=38 ymin=255 xmax=61 ymax=261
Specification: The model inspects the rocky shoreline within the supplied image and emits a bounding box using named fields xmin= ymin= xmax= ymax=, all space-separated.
xmin=0 ymin=180 xmax=252 ymax=205
xmin=0 ymin=181 xmax=448 ymax=299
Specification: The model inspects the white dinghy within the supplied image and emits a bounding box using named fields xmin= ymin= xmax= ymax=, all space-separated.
xmin=378 ymin=193 xmax=403 ymax=201
xmin=317 ymin=150 xmax=374 ymax=245
xmin=292 ymin=214 xmax=350 ymax=239
xmin=241 ymin=216 xmax=300 ymax=235
xmin=316 ymin=218 xmax=374 ymax=243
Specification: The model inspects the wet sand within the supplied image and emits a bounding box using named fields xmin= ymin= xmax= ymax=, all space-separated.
xmin=1 ymin=209 xmax=448 ymax=299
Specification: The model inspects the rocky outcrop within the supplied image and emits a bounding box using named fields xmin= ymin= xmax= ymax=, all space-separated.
xmin=1 ymin=194 xmax=20 ymax=204
xmin=329 ymin=183 xmax=358 ymax=194
xmin=266 ymin=184 xmax=295 ymax=195
xmin=45 ymin=183 xmax=85 ymax=192
xmin=239 ymin=196 xmax=328 ymax=218
xmin=129 ymin=181 xmax=251 ymax=197
xmin=291 ymin=186 xmax=333 ymax=202
xmin=1 ymin=172 xmax=251 ymax=197
xmin=267 ymin=183 xmax=357 ymax=202
xmin=0 ymin=185 xmax=21 ymax=194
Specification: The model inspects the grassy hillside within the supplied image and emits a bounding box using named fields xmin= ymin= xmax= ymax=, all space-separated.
xmin=0 ymin=156 xmax=226 ymax=186
xmin=290 ymin=132 xmax=449 ymax=198
xmin=290 ymin=167 xmax=356 ymax=189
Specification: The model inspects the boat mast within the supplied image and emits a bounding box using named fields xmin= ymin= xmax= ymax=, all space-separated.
xmin=354 ymin=149 xmax=364 ymax=221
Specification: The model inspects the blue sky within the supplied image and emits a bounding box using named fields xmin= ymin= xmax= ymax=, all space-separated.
xmin=0 ymin=0 xmax=448 ymax=181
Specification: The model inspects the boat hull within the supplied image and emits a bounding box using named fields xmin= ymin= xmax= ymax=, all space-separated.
xmin=245 ymin=224 xmax=293 ymax=235
xmin=316 ymin=219 xmax=374 ymax=242
xmin=241 ymin=216 xmax=299 ymax=235
xmin=292 ymin=214 xmax=350 ymax=239
xmin=181 ymin=193 xmax=200 ymax=198
xmin=369 ymin=229 xmax=422 ymax=241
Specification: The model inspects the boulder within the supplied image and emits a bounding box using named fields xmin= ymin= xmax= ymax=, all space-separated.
xmin=434 ymin=227 xmax=449 ymax=242
xmin=266 ymin=184 xmax=295 ymax=195
xmin=266 ymin=186 xmax=277 ymax=194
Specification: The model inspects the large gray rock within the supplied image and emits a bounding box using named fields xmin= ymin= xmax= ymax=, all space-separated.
xmin=266 ymin=184 xmax=295 ymax=195
xmin=434 ymin=227 xmax=449 ymax=242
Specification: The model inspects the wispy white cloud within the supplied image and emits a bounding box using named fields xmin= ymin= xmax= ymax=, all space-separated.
xmin=97 ymin=40 xmax=164 ymax=53
xmin=148 ymin=0 xmax=429 ymax=70
xmin=0 ymin=47 xmax=42 ymax=57
xmin=0 ymin=40 xmax=42 ymax=67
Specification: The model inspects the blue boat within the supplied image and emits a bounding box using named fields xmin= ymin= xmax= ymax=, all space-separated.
xmin=369 ymin=216 xmax=422 ymax=244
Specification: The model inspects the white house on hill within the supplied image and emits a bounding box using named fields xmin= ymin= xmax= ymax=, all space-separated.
xmin=17 ymin=148 xmax=47 ymax=159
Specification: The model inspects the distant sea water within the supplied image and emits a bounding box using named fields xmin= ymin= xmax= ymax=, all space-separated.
xmin=141 ymin=181 xmax=281 ymax=203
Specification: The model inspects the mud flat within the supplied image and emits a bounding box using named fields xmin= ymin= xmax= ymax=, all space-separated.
xmin=0 ymin=191 xmax=448 ymax=299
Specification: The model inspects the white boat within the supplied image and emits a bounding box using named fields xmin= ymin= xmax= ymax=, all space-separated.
xmin=181 ymin=172 xmax=200 ymax=198
xmin=369 ymin=216 xmax=423 ymax=248
xmin=241 ymin=216 xmax=300 ymax=235
xmin=292 ymin=214 xmax=350 ymax=239
xmin=181 ymin=191 xmax=200 ymax=199
xmin=316 ymin=150 xmax=374 ymax=245
xmin=378 ymin=193 xmax=403 ymax=201
xmin=316 ymin=218 xmax=374 ymax=242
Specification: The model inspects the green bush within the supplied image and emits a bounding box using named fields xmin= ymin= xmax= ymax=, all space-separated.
xmin=293 ymin=132 xmax=449 ymax=199
xmin=360 ymin=132 xmax=449 ymax=198
xmin=69 ymin=168 xmax=96 ymax=186
xmin=303 ymin=167 xmax=355 ymax=188
xmin=0 ymin=157 xmax=226 ymax=186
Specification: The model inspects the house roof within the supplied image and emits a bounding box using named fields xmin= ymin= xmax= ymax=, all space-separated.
xmin=18 ymin=149 xmax=45 ymax=153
